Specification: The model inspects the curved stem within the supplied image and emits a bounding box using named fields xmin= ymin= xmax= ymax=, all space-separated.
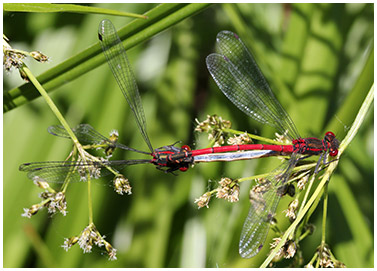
xmin=260 ymin=83 xmax=374 ymax=268
xmin=321 ymin=183 xmax=329 ymax=245
xmin=87 ymin=174 xmax=93 ymax=224
xmin=21 ymin=65 xmax=86 ymax=158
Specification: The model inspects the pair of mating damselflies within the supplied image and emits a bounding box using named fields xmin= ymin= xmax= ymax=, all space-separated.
xmin=20 ymin=19 xmax=339 ymax=258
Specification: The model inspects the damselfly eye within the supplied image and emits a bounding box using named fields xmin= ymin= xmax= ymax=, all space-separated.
xmin=329 ymin=149 xmax=338 ymax=157
xmin=181 ymin=145 xmax=191 ymax=152
xmin=179 ymin=166 xmax=189 ymax=172
xmin=325 ymin=131 xmax=335 ymax=137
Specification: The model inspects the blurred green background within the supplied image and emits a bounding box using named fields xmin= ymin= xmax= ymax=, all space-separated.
xmin=3 ymin=3 xmax=373 ymax=268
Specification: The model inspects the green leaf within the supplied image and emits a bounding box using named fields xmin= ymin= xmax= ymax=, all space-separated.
xmin=4 ymin=3 xmax=148 ymax=19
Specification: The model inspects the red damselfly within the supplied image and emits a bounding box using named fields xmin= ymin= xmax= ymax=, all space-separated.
xmin=19 ymin=21 xmax=273 ymax=188
xmin=19 ymin=20 xmax=339 ymax=259
xmin=19 ymin=20 xmax=196 ymax=187
xmin=204 ymin=31 xmax=339 ymax=258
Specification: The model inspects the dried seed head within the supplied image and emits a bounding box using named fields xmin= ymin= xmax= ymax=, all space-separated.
xmin=39 ymin=191 xmax=54 ymax=199
xmin=319 ymin=257 xmax=334 ymax=268
xmin=109 ymin=129 xmax=119 ymax=142
xmin=194 ymin=192 xmax=211 ymax=209
xmin=195 ymin=115 xmax=232 ymax=146
xmin=104 ymin=240 xmax=117 ymax=261
xmin=21 ymin=204 xmax=42 ymax=218
xmin=274 ymin=131 xmax=291 ymax=144
xmin=32 ymin=176 xmax=50 ymax=189
xmin=87 ymin=162 xmax=101 ymax=179
xmin=317 ymin=245 xmax=338 ymax=268
xmin=47 ymin=192 xmax=67 ymax=216
xmin=77 ymin=161 xmax=88 ymax=181
xmin=23 ymin=190 xmax=68 ymax=217
xmin=213 ymin=135 xmax=225 ymax=147
xmin=62 ymin=223 xmax=117 ymax=260
xmin=78 ymin=224 xmax=97 ymax=253
xmin=90 ymin=166 xmax=101 ymax=179
xmin=283 ymin=199 xmax=299 ymax=221
xmin=113 ymin=175 xmax=132 ymax=195
xmin=18 ymin=67 xmax=29 ymax=82
xmin=289 ymin=198 xmax=299 ymax=210
xmin=216 ymin=178 xmax=240 ymax=203
xmin=3 ymin=47 xmax=26 ymax=71
xmin=270 ymin=237 xmax=285 ymax=261
xmin=194 ymin=116 xmax=211 ymax=133
xmin=270 ymin=238 xmax=296 ymax=260
xmin=30 ymin=51 xmax=49 ymax=62
xmin=62 ymin=236 xmax=79 ymax=251
xmin=227 ymin=132 xmax=252 ymax=145
xmin=297 ymin=173 xmax=309 ymax=190
xmin=77 ymin=160 xmax=102 ymax=180
xmin=334 ymin=261 xmax=346 ymax=268
xmin=253 ymin=178 xmax=272 ymax=193
xmin=285 ymin=240 xmax=296 ymax=259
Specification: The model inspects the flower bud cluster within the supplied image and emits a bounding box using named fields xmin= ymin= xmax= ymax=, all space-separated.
xmin=195 ymin=115 xmax=232 ymax=147
xmin=62 ymin=223 xmax=117 ymax=260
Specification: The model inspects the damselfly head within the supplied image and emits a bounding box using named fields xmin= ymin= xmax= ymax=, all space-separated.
xmin=180 ymin=145 xmax=191 ymax=152
xmin=324 ymin=131 xmax=339 ymax=157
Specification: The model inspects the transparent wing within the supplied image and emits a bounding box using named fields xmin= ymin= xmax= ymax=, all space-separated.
xmin=48 ymin=124 xmax=109 ymax=145
xmin=19 ymin=159 xmax=150 ymax=184
xmin=239 ymin=153 xmax=299 ymax=258
xmin=48 ymin=124 xmax=149 ymax=154
xmin=98 ymin=19 xmax=153 ymax=152
xmin=206 ymin=31 xmax=300 ymax=140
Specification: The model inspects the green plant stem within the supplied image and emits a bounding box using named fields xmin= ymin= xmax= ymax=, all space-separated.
xmin=298 ymin=226 xmax=312 ymax=242
xmin=337 ymin=84 xmax=374 ymax=155
xmin=260 ymin=83 xmax=374 ymax=268
xmin=21 ymin=65 xmax=86 ymax=157
xmin=298 ymin=174 xmax=315 ymax=214
xmin=87 ymin=174 xmax=93 ymax=224
xmin=321 ymin=184 xmax=329 ymax=245
xmin=261 ymin=161 xmax=336 ymax=267
xmin=23 ymin=64 xmax=95 ymax=223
